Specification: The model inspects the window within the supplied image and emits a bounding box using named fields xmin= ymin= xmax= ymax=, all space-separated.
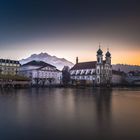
xmin=98 ymin=57 xmax=100 ymax=63
xmin=97 ymin=78 xmax=100 ymax=83
xmin=97 ymin=69 xmax=100 ymax=74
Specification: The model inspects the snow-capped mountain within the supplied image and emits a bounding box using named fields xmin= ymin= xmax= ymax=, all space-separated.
xmin=20 ymin=54 xmax=140 ymax=72
xmin=20 ymin=52 xmax=74 ymax=70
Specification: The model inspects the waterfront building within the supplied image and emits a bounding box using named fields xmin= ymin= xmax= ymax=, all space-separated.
xmin=70 ymin=46 xmax=112 ymax=86
xmin=0 ymin=59 xmax=20 ymax=75
xmin=125 ymin=70 xmax=140 ymax=85
xmin=111 ymin=70 xmax=125 ymax=85
xmin=19 ymin=60 xmax=62 ymax=85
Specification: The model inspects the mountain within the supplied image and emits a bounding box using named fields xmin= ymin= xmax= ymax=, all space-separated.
xmin=112 ymin=64 xmax=140 ymax=73
xmin=20 ymin=54 xmax=140 ymax=72
xmin=20 ymin=52 xmax=74 ymax=70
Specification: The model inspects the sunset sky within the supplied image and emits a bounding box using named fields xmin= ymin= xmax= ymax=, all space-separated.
xmin=0 ymin=0 xmax=140 ymax=65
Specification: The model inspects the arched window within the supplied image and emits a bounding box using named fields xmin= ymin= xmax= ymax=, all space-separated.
xmin=97 ymin=69 xmax=100 ymax=74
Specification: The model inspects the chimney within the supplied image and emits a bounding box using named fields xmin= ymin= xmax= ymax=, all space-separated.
xmin=76 ymin=57 xmax=78 ymax=64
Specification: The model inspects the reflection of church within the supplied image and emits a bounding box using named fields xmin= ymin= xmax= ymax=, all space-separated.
xmin=70 ymin=45 xmax=112 ymax=86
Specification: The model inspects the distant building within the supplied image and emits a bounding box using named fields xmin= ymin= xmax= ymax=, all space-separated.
xmin=70 ymin=46 xmax=112 ymax=86
xmin=125 ymin=71 xmax=140 ymax=85
xmin=112 ymin=70 xmax=125 ymax=85
xmin=0 ymin=59 xmax=20 ymax=75
xmin=19 ymin=60 xmax=62 ymax=85
xmin=127 ymin=71 xmax=140 ymax=77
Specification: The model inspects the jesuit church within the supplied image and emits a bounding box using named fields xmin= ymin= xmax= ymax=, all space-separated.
xmin=70 ymin=46 xmax=112 ymax=86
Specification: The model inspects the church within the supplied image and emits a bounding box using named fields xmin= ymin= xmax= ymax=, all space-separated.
xmin=70 ymin=46 xmax=112 ymax=86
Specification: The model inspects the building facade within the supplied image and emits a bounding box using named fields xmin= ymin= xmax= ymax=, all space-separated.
xmin=19 ymin=60 xmax=62 ymax=85
xmin=111 ymin=70 xmax=125 ymax=85
xmin=0 ymin=59 xmax=20 ymax=75
xmin=70 ymin=47 xmax=112 ymax=86
xmin=125 ymin=71 xmax=140 ymax=85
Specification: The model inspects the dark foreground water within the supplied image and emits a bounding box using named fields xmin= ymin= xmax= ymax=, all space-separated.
xmin=0 ymin=88 xmax=140 ymax=140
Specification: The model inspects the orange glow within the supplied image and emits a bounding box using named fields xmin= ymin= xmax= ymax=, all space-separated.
xmin=1 ymin=38 xmax=140 ymax=66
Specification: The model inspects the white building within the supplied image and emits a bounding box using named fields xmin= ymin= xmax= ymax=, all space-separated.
xmin=19 ymin=60 xmax=62 ymax=85
xmin=0 ymin=59 xmax=20 ymax=75
xmin=70 ymin=47 xmax=112 ymax=86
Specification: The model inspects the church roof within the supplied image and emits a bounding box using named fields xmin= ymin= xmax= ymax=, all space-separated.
xmin=71 ymin=61 xmax=96 ymax=70
xmin=97 ymin=48 xmax=103 ymax=55
xmin=106 ymin=51 xmax=111 ymax=57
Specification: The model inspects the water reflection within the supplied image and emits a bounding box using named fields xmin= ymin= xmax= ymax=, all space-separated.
xmin=94 ymin=89 xmax=112 ymax=139
xmin=0 ymin=88 xmax=140 ymax=140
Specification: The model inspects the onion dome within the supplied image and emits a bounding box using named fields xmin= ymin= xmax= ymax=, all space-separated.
xmin=97 ymin=48 xmax=103 ymax=55
xmin=106 ymin=51 xmax=111 ymax=57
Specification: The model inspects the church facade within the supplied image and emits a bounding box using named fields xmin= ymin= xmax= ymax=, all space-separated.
xmin=70 ymin=47 xmax=112 ymax=86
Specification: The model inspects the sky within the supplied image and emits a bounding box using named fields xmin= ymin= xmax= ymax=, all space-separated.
xmin=0 ymin=0 xmax=140 ymax=65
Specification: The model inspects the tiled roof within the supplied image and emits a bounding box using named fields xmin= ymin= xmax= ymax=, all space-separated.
xmin=22 ymin=60 xmax=56 ymax=68
xmin=71 ymin=61 xmax=96 ymax=70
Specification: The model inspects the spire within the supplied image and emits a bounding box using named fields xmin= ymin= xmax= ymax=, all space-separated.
xmin=99 ymin=42 xmax=101 ymax=49
xmin=107 ymin=47 xmax=109 ymax=51
xmin=97 ymin=43 xmax=103 ymax=55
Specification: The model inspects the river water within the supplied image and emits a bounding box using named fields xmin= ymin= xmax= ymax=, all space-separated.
xmin=0 ymin=87 xmax=140 ymax=140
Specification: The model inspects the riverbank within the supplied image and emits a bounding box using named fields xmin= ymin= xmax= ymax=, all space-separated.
xmin=0 ymin=83 xmax=139 ymax=89
xmin=0 ymin=74 xmax=30 ymax=88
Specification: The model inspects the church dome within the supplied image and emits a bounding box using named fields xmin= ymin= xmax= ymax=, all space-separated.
xmin=106 ymin=51 xmax=111 ymax=57
xmin=97 ymin=48 xmax=103 ymax=55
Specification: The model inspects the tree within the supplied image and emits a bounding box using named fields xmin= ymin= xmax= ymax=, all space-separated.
xmin=62 ymin=66 xmax=70 ymax=86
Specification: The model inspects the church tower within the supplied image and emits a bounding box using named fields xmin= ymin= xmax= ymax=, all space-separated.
xmin=105 ymin=48 xmax=112 ymax=85
xmin=97 ymin=45 xmax=103 ymax=64
xmin=96 ymin=44 xmax=103 ymax=85
xmin=105 ymin=48 xmax=111 ymax=64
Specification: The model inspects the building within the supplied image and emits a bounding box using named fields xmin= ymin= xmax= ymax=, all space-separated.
xmin=125 ymin=71 xmax=140 ymax=85
xmin=0 ymin=59 xmax=20 ymax=75
xmin=19 ymin=60 xmax=62 ymax=85
xmin=70 ymin=46 xmax=112 ymax=86
xmin=112 ymin=70 xmax=125 ymax=85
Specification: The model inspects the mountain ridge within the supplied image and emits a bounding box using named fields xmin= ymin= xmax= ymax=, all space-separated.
xmin=20 ymin=53 xmax=140 ymax=72
xmin=20 ymin=52 xmax=74 ymax=70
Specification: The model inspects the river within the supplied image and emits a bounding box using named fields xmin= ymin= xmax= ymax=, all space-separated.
xmin=0 ymin=87 xmax=140 ymax=140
